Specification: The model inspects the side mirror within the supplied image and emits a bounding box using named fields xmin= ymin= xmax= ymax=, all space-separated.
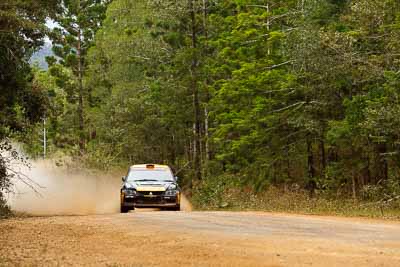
xmin=122 ymin=176 xmax=126 ymax=182
xmin=174 ymin=176 xmax=179 ymax=181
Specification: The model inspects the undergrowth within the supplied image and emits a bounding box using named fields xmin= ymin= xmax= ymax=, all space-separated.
xmin=192 ymin=175 xmax=400 ymax=219
xmin=0 ymin=198 xmax=11 ymax=219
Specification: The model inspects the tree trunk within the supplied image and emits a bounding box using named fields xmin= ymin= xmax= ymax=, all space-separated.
xmin=350 ymin=147 xmax=358 ymax=201
xmin=306 ymin=138 xmax=316 ymax=197
xmin=351 ymin=171 xmax=357 ymax=202
xmin=77 ymin=26 xmax=85 ymax=151
xmin=286 ymin=140 xmax=291 ymax=181
xmin=202 ymin=0 xmax=208 ymax=41
xmin=266 ymin=2 xmax=271 ymax=55
xmin=204 ymin=106 xmax=210 ymax=159
xmin=319 ymin=139 xmax=326 ymax=175
xmin=202 ymin=0 xmax=211 ymax=175
xmin=189 ymin=0 xmax=202 ymax=182
xmin=376 ymin=143 xmax=388 ymax=183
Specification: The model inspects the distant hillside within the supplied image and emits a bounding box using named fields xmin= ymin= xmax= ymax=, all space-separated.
xmin=30 ymin=42 xmax=53 ymax=70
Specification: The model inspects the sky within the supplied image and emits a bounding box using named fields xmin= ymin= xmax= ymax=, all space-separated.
xmin=46 ymin=19 xmax=59 ymax=29
xmin=44 ymin=19 xmax=60 ymax=43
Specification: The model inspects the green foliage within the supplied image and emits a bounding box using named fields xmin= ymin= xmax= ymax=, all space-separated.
xmin=0 ymin=0 xmax=60 ymax=136
xmin=81 ymin=0 xmax=197 ymax=173
xmin=20 ymin=67 xmax=78 ymax=158
xmin=12 ymin=0 xmax=400 ymax=208
xmin=207 ymin=1 xmax=306 ymax=186
xmin=78 ymin=0 xmax=400 ymax=201
xmin=0 ymin=0 xmax=61 ymax=213
xmin=0 ymin=198 xmax=11 ymax=219
xmin=192 ymin=174 xmax=243 ymax=209
xmin=45 ymin=0 xmax=111 ymax=150
xmin=361 ymin=179 xmax=400 ymax=202
xmin=193 ymin=185 xmax=400 ymax=219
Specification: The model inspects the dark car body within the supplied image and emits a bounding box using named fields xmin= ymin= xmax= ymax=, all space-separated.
xmin=120 ymin=164 xmax=181 ymax=212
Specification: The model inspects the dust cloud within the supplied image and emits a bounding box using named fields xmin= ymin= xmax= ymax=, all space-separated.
xmin=7 ymin=159 xmax=192 ymax=215
xmin=8 ymin=160 xmax=121 ymax=215
xmin=180 ymin=194 xmax=193 ymax=212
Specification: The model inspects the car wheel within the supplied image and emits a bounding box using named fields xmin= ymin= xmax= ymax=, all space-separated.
xmin=170 ymin=205 xmax=180 ymax=211
xmin=120 ymin=205 xmax=129 ymax=213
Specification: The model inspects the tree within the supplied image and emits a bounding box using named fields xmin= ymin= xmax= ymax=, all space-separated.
xmin=84 ymin=0 xmax=191 ymax=170
xmin=48 ymin=0 xmax=110 ymax=151
xmin=0 ymin=0 xmax=61 ymax=214
xmin=325 ymin=0 xmax=400 ymax=198
xmin=207 ymin=1 xmax=300 ymax=189
xmin=27 ymin=0 xmax=400 ymax=203
xmin=84 ymin=0 xmax=211 ymax=187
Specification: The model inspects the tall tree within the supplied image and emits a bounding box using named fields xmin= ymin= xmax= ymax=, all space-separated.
xmin=84 ymin=0 xmax=192 ymax=170
xmin=0 ymin=0 xmax=61 ymax=136
xmin=49 ymin=0 xmax=110 ymax=150
xmin=208 ymin=1 xmax=299 ymax=188
xmin=189 ymin=0 xmax=202 ymax=182
xmin=0 ymin=0 xmax=61 ymax=213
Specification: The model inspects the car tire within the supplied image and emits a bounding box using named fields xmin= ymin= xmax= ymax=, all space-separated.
xmin=173 ymin=205 xmax=180 ymax=211
xmin=120 ymin=205 xmax=130 ymax=213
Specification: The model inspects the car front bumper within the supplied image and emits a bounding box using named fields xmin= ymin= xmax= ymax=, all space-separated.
xmin=121 ymin=193 xmax=180 ymax=208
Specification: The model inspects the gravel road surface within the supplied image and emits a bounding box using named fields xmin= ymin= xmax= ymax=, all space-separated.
xmin=1 ymin=211 xmax=399 ymax=266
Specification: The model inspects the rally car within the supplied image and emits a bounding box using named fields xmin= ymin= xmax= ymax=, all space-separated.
xmin=120 ymin=164 xmax=181 ymax=213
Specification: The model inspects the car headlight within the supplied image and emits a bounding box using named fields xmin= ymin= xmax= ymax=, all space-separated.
xmin=168 ymin=184 xmax=177 ymax=190
xmin=165 ymin=184 xmax=178 ymax=196
xmin=122 ymin=188 xmax=136 ymax=196
xmin=165 ymin=189 xmax=177 ymax=196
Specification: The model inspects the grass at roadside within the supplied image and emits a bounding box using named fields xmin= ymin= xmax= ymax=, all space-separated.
xmin=192 ymin=186 xmax=400 ymax=220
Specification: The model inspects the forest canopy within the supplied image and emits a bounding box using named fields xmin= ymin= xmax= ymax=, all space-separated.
xmin=2 ymin=0 xmax=400 ymax=212
xmin=0 ymin=0 xmax=62 ymax=215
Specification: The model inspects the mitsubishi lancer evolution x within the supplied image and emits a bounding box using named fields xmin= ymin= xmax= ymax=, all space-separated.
xmin=120 ymin=164 xmax=181 ymax=213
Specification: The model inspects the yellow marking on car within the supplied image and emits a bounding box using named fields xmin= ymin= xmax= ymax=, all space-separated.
xmin=146 ymin=164 xmax=155 ymax=169
xmin=136 ymin=186 xmax=166 ymax=192
xmin=131 ymin=164 xmax=169 ymax=168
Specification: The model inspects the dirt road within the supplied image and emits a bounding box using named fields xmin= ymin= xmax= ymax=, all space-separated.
xmin=1 ymin=211 xmax=400 ymax=266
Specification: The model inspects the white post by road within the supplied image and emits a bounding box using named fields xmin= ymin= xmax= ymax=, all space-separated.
xmin=43 ymin=118 xmax=46 ymax=159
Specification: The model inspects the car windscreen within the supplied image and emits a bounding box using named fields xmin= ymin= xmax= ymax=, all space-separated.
xmin=126 ymin=169 xmax=174 ymax=182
